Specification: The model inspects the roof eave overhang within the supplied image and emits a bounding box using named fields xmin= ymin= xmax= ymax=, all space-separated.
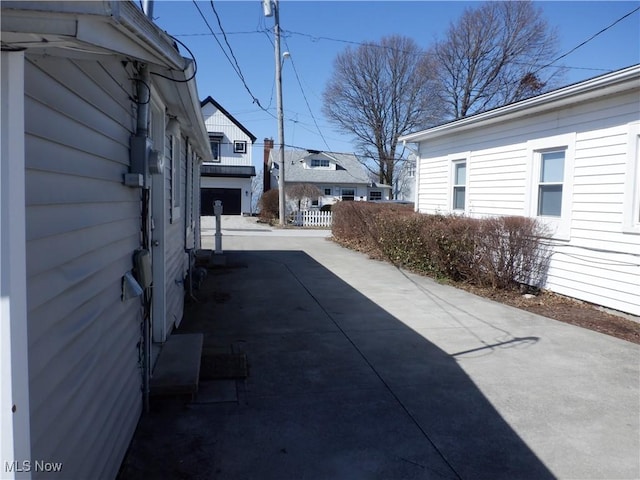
xmin=1 ymin=1 xmax=183 ymax=68
xmin=399 ymin=65 xmax=640 ymax=144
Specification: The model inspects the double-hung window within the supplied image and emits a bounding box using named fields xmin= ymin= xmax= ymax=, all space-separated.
xmin=452 ymin=161 xmax=466 ymax=211
xmin=526 ymin=133 xmax=574 ymax=240
xmin=537 ymin=150 xmax=565 ymax=217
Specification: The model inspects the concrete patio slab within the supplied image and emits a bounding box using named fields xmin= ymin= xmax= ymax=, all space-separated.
xmin=118 ymin=219 xmax=639 ymax=480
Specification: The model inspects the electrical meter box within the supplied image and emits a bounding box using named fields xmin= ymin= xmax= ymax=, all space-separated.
xmin=134 ymin=249 xmax=152 ymax=289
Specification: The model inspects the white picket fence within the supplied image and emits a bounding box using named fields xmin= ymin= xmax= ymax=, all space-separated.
xmin=290 ymin=210 xmax=332 ymax=227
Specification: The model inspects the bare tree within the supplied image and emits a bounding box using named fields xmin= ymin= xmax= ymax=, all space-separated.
xmin=323 ymin=35 xmax=442 ymax=195
xmin=286 ymin=183 xmax=322 ymax=211
xmin=433 ymin=0 xmax=562 ymax=119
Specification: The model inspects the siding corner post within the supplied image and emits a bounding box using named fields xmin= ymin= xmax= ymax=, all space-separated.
xmin=1 ymin=50 xmax=31 ymax=478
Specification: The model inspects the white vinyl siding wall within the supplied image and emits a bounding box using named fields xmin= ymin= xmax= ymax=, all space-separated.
xmin=202 ymin=103 xmax=252 ymax=166
xmin=24 ymin=56 xmax=141 ymax=479
xmin=416 ymin=90 xmax=640 ymax=316
xmin=164 ymin=134 xmax=188 ymax=332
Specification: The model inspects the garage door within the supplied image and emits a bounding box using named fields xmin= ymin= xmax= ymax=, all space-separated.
xmin=201 ymin=188 xmax=242 ymax=215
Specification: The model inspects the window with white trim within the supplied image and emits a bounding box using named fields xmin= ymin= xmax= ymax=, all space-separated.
xmin=369 ymin=191 xmax=382 ymax=201
xmin=209 ymin=137 xmax=220 ymax=162
xmin=167 ymin=130 xmax=182 ymax=223
xmin=623 ymin=123 xmax=640 ymax=234
xmin=526 ymin=133 xmax=575 ymax=240
xmin=537 ymin=150 xmax=565 ymax=217
xmin=452 ymin=160 xmax=466 ymax=211
xmin=406 ymin=160 xmax=416 ymax=177
xmin=311 ymin=158 xmax=330 ymax=168
xmin=324 ymin=188 xmax=332 ymax=196
xmin=233 ymin=140 xmax=247 ymax=154
xmin=341 ymin=188 xmax=355 ymax=201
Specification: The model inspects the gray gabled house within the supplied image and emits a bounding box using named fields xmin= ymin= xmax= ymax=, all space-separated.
xmin=265 ymin=144 xmax=391 ymax=210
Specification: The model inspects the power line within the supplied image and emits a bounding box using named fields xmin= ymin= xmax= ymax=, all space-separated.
xmin=282 ymin=28 xmax=623 ymax=74
xmin=191 ymin=0 xmax=275 ymax=118
xmin=282 ymin=37 xmax=332 ymax=151
xmin=535 ymin=6 xmax=640 ymax=72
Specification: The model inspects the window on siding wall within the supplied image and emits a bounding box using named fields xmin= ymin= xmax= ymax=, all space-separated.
xmin=537 ymin=150 xmax=565 ymax=217
xmin=209 ymin=138 xmax=220 ymax=162
xmin=406 ymin=160 xmax=416 ymax=177
xmin=324 ymin=188 xmax=332 ymax=196
xmin=369 ymin=191 xmax=382 ymax=201
xmin=452 ymin=161 xmax=466 ymax=210
xmin=168 ymin=133 xmax=181 ymax=222
xmin=623 ymin=125 xmax=640 ymax=233
xmin=234 ymin=140 xmax=247 ymax=154
xmin=341 ymin=188 xmax=355 ymax=201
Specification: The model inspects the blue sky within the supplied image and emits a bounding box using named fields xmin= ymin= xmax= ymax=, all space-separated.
xmin=151 ymin=1 xmax=640 ymax=165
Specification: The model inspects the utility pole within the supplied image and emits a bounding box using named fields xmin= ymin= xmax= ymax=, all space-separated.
xmin=264 ymin=0 xmax=286 ymax=225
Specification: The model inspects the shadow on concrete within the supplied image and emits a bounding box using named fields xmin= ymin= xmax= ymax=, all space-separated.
xmin=118 ymin=249 xmax=554 ymax=480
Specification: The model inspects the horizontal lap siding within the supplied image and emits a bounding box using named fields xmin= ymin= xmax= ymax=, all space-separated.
xmin=418 ymin=91 xmax=640 ymax=315
xmin=551 ymin=115 xmax=639 ymax=315
xmin=24 ymin=56 xmax=142 ymax=479
xmin=202 ymin=104 xmax=252 ymax=166
xmin=165 ymin=138 xmax=186 ymax=333
xmin=470 ymin=146 xmax=527 ymax=215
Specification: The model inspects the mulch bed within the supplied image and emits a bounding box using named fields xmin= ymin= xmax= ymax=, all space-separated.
xmin=461 ymin=285 xmax=640 ymax=345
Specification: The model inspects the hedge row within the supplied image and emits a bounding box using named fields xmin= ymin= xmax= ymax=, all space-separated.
xmin=331 ymin=202 xmax=551 ymax=290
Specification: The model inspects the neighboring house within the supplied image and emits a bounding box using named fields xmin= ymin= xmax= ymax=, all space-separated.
xmin=394 ymin=154 xmax=417 ymax=202
xmin=200 ymin=96 xmax=256 ymax=215
xmin=1 ymin=2 xmax=211 ymax=479
xmin=265 ymin=145 xmax=391 ymax=210
xmin=399 ymin=65 xmax=640 ymax=316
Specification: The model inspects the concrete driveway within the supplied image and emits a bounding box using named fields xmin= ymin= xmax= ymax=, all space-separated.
xmin=119 ymin=217 xmax=639 ymax=480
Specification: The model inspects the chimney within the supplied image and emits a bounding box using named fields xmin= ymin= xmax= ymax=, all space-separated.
xmin=263 ymin=137 xmax=274 ymax=193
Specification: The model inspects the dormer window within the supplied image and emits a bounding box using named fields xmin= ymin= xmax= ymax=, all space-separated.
xmin=311 ymin=158 xmax=330 ymax=168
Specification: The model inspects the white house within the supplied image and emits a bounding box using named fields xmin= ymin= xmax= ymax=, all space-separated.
xmin=200 ymin=96 xmax=256 ymax=215
xmin=394 ymin=154 xmax=417 ymax=203
xmin=266 ymin=146 xmax=391 ymax=210
xmin=1 ymin=2 xmax=211 ymax=478
xmin=399 ymin=65 xmax=640 ymax=317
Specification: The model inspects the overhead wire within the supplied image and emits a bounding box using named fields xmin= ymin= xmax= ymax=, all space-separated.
xmin=191 ymin=0 xmax=276 ymax=118
xmin=534 ymin=6 xmax=640 ymax=73
xmin=282 ymin=37 xmax=332 ymax=151
xmin=149 ymin=34 xmax=198 ymax=83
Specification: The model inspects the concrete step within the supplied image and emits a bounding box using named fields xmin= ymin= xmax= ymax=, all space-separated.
xmin=150 ymin=333 xmax=203 ymax=398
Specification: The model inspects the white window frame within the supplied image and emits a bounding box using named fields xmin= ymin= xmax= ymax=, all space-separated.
xmin=167 ymin=125 xmax=182 ymax=223
xmin=369 ymin=190 xmax=382 ymax=201
xmin=209 ymin=136 xmax=221 ymax=162
xmin=311 ymin=158 xmax=331 ymax=168
xmin=525 ymin=133 xmax=575 ymax=241
xmin=233 ymin=140 xmax=247 ymax=154
xmin=406 ymin=159 xmax=416 ymax=178
xmin=536 ymin=149 xmax=565 ymax=217
xmin=623 ymin=122 xmax=640 ymax=234
xmin=341 ymin=188 xmax=355 ymax=201
xmin=451 ymin=158 xmax=467 ymax=212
